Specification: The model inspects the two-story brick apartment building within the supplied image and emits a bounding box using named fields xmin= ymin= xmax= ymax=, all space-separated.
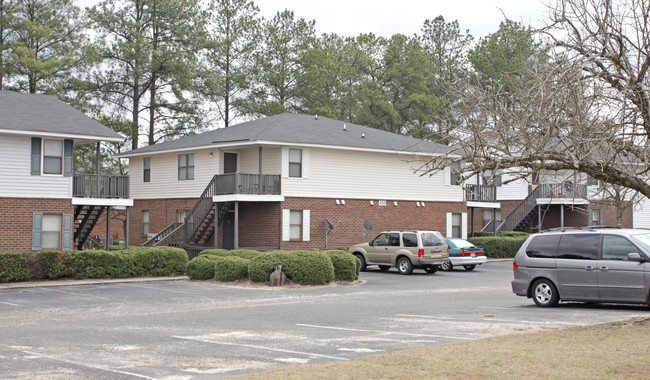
xmin=0 ymin=91 xmax=131 ymax=252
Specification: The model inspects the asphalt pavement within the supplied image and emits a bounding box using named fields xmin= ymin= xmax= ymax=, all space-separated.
xmin=0 ymin=261 xmax=647 ymax=379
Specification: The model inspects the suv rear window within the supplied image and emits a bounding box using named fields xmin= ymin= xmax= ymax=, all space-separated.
xmin=421 ymin=232 xmax=444 ymax=246
xmin=557 ymin=234 xmax=600 ymax=260
xmin=402 ymin=233 xmax=418 ymax=247
xmin=526 ymin=235 xmax=560 ymax=258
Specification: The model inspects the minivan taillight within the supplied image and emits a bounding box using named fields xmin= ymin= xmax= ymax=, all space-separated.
xmin=418 ymin=249 xmax=424 ymax=257
xmin=513 ymin=262 xmax=519 ymax=270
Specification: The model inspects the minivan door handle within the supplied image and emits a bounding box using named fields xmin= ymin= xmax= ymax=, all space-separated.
xmin=585 ymin=265 xmax=595 ymax=271
xmin=600 ymin=266 xmax=609 ymax=272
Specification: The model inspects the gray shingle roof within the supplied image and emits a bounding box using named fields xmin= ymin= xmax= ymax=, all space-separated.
xmin=117 ymin=113 xmax=451 ymax=156
xmin=0 ymin=91 xmax=123 ymax=142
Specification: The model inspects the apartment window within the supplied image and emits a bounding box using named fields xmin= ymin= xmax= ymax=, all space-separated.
xmin=289 ymin=149 xmax=302 ymax=178
xmin=143 ymin=157 xmax=151 ymax=182
xmin=42 ymin=214 xmax=61 ymax=249
xmin=483 ymin=209 xmax=502 ymax=228
xmin=142 ymin=210 xmax=150 ymax=235
xmin=590 ymin=209 xmax=601 ymax=226
xmin=178 ymin=153 xmax=194 ymax=180
xmin=43 ymin=139 xmax=63 ymax=175
xmin=587 ymin=175 xmax=599 ymax=186
xmin=449 ymin=161 xmax=461 ymax=185
xmin=290 ymin=210 xmax=302 ymax=240
xmin=483 ymin=170 xmax=502 ymax=186
xmin=451 ymin=213 xmax=462 ymax=238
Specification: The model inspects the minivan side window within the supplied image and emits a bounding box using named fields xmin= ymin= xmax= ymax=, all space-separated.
xmin=402 ymin=233 xmax=418 ymax=247
xmin=602 ymin=235 xmax=639 ymax=261
xmin=525 ymin=235 xmax=560 ymax=258
xmin=557 ymin=234 xmax=600 ymax=260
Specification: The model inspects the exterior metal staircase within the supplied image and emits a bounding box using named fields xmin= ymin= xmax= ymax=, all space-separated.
xmin=142 ymin=175 xmax=233 ymax=249
xmin=496 ymin=186 xmax=542 ymax=232
xmin=74 ymin=205 xmax=104 ymax=250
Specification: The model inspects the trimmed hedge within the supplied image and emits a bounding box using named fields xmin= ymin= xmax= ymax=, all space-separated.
xmin=0 ymin=252 xmax=31 ymax=282
xmin=185 ymin=255 xmax=220 ymax=280
xmin=248 ymin=252 xmax=289 ymax=282
xmin=124 ymin=246 xmax=188 ymax=277
xmin=467 ymin=236 xmax=528 ymax=258
xmin=199 ymin=249 xmax=263 ymax=260
xmin=214 ymin=256 xmax=250 ymax=281
xmin=40 ymin=250 xmax=76 ymax=279
xmin=471 ymin=231 xmax=530 ymax=238
xmin=322 ymin=250 xmax=359 ymax=281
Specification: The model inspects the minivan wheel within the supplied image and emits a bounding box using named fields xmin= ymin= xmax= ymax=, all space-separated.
xmin=441 ymin=262 xmax=453 ymax=271
xmin=463 ymin=265 xmax=476 ymax=271
xmin=396 ymin=257 xmax=413 ymax=275
xmin=378 ymin=265 xmax=391 ymax=271
xmin=354 ymin=254 xmax=367 ymax=271
xmin=424 ymin=265 xmax=438 ymax=274
xmin=532 ymin=279 xmax=559 ymax=307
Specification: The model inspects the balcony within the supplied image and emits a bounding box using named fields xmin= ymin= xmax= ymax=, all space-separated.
xmin=465 ymin=184 xmax=497 ymax=203
xmin=72 ymin=174 xmax=132 ymax=206
xmin=213 ymin=173 xmax=283 ymax=202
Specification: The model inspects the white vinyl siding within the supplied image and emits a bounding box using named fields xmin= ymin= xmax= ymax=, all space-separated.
xmin=130 ymin=149 xmax=218 ymax=199
xmin=634 ymin=197 xmax=650 ymax=229
xmin=282 ymin=148 xmax=462 ymax=202
xmin=0 ymin=134 xmax=71 ymax=198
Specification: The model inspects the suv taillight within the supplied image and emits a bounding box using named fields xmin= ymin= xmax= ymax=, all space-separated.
xmin=418 ymin=249 xmax=424 ymax=257
xmin=513 ymin=262 xmax=519 ymax=270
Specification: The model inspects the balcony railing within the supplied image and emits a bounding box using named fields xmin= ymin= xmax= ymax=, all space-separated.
xmin=73 ymin=174 xmax=130 ymax=199
xmin=465 ymin=184 xmax=497 ymax=202
xmin=214 ymin=173 xmax=281 ymax=195
xmin=536 ymin=183 xmax=588 ymax=199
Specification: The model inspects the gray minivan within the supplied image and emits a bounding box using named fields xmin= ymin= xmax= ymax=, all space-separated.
xmin=511 ymin=228 xmax=650 ymax=307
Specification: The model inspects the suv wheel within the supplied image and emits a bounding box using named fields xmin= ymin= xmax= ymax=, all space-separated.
xmin=532 ymin=279 xmax=559 ymax=307
xmin=396 ymin=257 xmax=413 ymax=275
xmin=424 ymin=265 xmax=438 ymax=274
xmin=441 ymin=262 xmax=453 ymax=271
xmin=354 ymin=253 xmax=367 ymax=271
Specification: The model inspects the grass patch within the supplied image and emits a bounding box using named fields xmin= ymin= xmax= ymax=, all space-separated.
xmin=231 ymin=317 xmax=650 ymax=379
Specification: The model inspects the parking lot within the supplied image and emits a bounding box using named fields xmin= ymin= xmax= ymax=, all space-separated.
xmin=0 ymin=261 xmax=647 ymax=379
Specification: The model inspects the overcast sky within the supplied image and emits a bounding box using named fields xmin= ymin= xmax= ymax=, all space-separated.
xmin=76 ymin=0 xmax=551 ymax=39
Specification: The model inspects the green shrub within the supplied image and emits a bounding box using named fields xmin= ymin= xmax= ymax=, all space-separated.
xmin=467 ymin=236 xmax=528 ymax=258
xmin=40 ymin=250 xmax=76 ymax=279
xmin=214 ymin=256 xmax=250 ymax=281
xmin=124 ymin=246 xmax=188 ymax=276
xmin=282 ymin=251 xmax=335 ymax=285
xmin=0 ymin=252 xmax=31 ymax=282
xmin=109 ymin=244 xmax=126 ymax=251
xmin=248 ymin=252 xmax=289 ymax=282
xmin=323 ymin=250 xmax=358 ymax=281
xmin=185 ymin=255 xmax=219 ymax=280
xmin=72 ymin=250 xmax=137 ymax=279
xmin=200 ymin=249 xmax=262 ymax=260
xmin=498 ymin=231 xmax=530 ymax=238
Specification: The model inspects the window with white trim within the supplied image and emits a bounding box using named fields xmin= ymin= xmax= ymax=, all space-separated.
xmin=142 ymin=210 xmax=150 ymax=235
xmin=42 ymin=214 xmax=62 ymax=249
xmin=290 ymin=210 xmax=302 ymax=240
xmin=178 ymin=153 xmax=194 ymax=180
xmin=451 ymin=213 xmax=462 ymax=238
xmin=143 ymin=157 xmax=151 ymax=182
xmin=43 ymin=139 xmax=63 ymax=175
xmin=289 ymin=149 xmax=302 ymax=178
xmin=449 ymin=161 xmax=461 ymax=185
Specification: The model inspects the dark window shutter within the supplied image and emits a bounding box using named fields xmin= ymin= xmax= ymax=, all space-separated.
xmin=31 ymin=137 xmax=41 ymax=175
xmin=32 ymin=212 xmax=43 ymax=251
xmin=61 ymin=214 xmax=73 ymax=251
xmin=63 ymin=139 xmax=73 ymax=177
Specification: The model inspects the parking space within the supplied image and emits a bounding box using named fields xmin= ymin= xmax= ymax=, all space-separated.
xmin=0 ymin=261 xmax=647 ymax=379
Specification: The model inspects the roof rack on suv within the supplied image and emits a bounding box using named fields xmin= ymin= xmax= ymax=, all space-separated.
xmin=539 ymin=225 xmax=621 ymax=233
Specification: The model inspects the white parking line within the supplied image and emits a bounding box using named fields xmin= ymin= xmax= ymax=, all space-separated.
xmin=295 ymin=323 xmax=472 ymax=340
xmin=16 ymin=349 xmax=154 ymax=379
xmin=0 ymin=301 xmax=21 ymax=307
xmin=43 ymin=288 xmax=111 ymax=301
xmin=173 ymin=335 xmax=348 ymax=361
xmin=395 ymin=314 xmax=584 ymax=326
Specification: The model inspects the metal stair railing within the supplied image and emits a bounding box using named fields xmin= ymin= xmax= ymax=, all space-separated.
xmin=496 ymin=186 xmax=542 ymax=232
xmin=153 ymin=175 xmax=219 ymax=247
xmin=141 ymin=222 xmax=181 ymax=246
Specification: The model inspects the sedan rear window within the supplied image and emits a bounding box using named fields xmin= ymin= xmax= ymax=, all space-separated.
xmin=421 ymin=232 xmax=444 ymax=246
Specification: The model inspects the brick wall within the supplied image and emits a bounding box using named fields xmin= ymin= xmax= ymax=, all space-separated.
xmin=128 ymin=198 xmax=198 ymax=246
xmin=90 ymin=208 xmax=128 ymax=241
xmin=0 ymin=198 xmax=74 ymax=252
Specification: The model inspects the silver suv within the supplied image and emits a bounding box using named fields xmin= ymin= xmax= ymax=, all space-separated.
xmin=512 ymin=228 xmax=650 ymax=307
xmin=349 ymin=230 xmax=449 ymax=275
